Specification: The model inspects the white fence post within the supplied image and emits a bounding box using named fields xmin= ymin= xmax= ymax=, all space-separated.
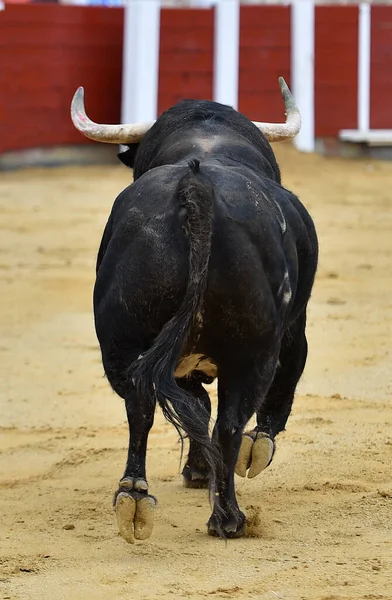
xmin=358 ymin=3 xmax=371 ymax=132
xmin=213 ymin=0 xmax=240 ymax=109
xmin=291 ymin=0 xmax=315 ymax=153
xmin=121 ymin=0 xmax=161 ymax=124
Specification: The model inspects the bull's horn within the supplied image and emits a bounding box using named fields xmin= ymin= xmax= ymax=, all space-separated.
xmin=252 ymin=77 xmax=301 ymax=142
xmin=70 ymin=87 xmax=155 ymax=144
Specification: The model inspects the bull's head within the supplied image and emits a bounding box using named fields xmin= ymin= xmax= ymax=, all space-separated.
xmin=71 ymin=77 xmax=300 ymax=144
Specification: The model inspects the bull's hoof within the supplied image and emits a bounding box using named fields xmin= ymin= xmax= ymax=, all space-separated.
xmin=115 ymin=478 xmax=156 ymax=544
xmin=235 ymin=431 xmax=275 ymax=479
xmin=207 ymin=511 xmax=246 ymax=539
xmin=182 ymin=464 xmax=209 ymax=489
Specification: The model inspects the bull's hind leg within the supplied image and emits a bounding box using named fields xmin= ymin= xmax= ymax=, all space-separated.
xmin=178 ymin=373 xmax=212 ymax=489
xmin=113 ymin=386 xmax=157 ymax=544
xmin=208 ymin=349 xmax=279 ymax=538
xmin=236 ymin=311 xmax=308 ymax=479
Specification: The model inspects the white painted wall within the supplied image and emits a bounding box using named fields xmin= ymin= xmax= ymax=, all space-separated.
xmin=121 ymin=0 xmax=161 ymax=124
xmin=213 ymin=0 xmax=240 ymax=109
xmin=358 ymin=3 xmax=371 ymax=132
xmin=291 ymin=0 xmax=315 ymax=153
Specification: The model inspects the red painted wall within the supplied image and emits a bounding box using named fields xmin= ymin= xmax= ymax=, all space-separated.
xmin=158 ymin=8 xmax=214 ymax=114
xmin=2 ymin=4 xmax=392 ymax=156
xmin=314 ymin=6 xmax=358 ymax=138
xmin=239 ymin=5 xmax=291 ymax=122
xmin=0 ymin=4 xmax=123 ymax=154
xmin=370 ymin=6 xmax=392 ymax=129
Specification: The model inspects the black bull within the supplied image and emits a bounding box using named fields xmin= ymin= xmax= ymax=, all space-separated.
xmin=72 ymin=86 xmax=318 ymax=542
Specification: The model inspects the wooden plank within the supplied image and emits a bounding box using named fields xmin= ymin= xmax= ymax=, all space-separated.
xmin=159 ymin=51 xmax=212 ymax=73
xmin=0 ymin=25 xmax=123 ymax=47
xmin=340 ymin=129 xmax=392 ymax=144
xmin=238 ymin=5 xmax=290 ymax=122
xmin=159 ymin=29 xmax=213 ymax=52
xmin=315 ymin=6 xmax=358 ymax=137
xmin=160 ymin=7 xmax=214 ymax=29
xmin=239 ymin=70 xmax=290 ymax=91
xmin=240 ymin=6 xmax=290 ymax=28
xmin=240 ymin=47 xmax=291 ymax=68
xmin=1 ymin=4 xmax=123 ymax=25
xmin=158 ymin=8 xmax=213 ymax=113
xmin=239 ymin=91 xmax=291 ymax=123
xmin=240 ymin=29 xmax=290 ymax=49
xmin=0 ymin=4 xmax=123 ymax=153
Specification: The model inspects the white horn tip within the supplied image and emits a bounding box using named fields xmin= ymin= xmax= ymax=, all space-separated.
xmin=278 ymin=76 xmax=287 ymax=90
xmin=278 ymin=76 xmax=297 ymax=115
xmin=71 ymin=86 xmax=84 ymax=110
xmin=71 ymin=86 xmax=88 ymax=130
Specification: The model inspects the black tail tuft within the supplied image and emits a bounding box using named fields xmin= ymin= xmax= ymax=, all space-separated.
xmin=188 ymin=158 xmax=200 ymax=174
xmin=126 ymin=159 xmax=222 ymax=496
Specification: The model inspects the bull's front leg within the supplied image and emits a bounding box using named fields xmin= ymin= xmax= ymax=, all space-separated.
xmin=114 ymin=392 xmax=157 ymax=544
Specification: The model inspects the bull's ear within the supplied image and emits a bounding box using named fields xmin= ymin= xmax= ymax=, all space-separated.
xmin=117 ymin=144 xmax=139 ymax=169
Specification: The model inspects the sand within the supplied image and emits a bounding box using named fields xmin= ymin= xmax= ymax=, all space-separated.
xmin=0 ymin=145 xmax=391 ymax=600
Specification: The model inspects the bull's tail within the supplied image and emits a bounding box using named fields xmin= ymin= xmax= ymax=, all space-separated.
xmin=126 ymin=159 xmax=221 ymax=486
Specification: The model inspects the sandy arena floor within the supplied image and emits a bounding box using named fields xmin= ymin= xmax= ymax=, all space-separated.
xmin=0 ymin=145 xmax=391 ymax=600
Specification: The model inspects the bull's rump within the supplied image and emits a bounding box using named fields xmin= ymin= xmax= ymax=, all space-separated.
xmin=93 ymin=163 xmax=312 ymax=374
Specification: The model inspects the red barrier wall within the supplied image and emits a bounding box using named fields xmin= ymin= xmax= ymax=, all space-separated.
xmin=239 ymin=5 xmax=291 ymax=121
xmin=370 ymin=6 xmax=392 ymax=129
xmin=1 ymin=4 xmax=392 ymax=156
xmin=0 ymin=4 xmax=123 ymax=154
xmin=314 ymin=6 xmax=358 ymax=137
xmin=158 ymin=8 xmax=214 ymax=114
